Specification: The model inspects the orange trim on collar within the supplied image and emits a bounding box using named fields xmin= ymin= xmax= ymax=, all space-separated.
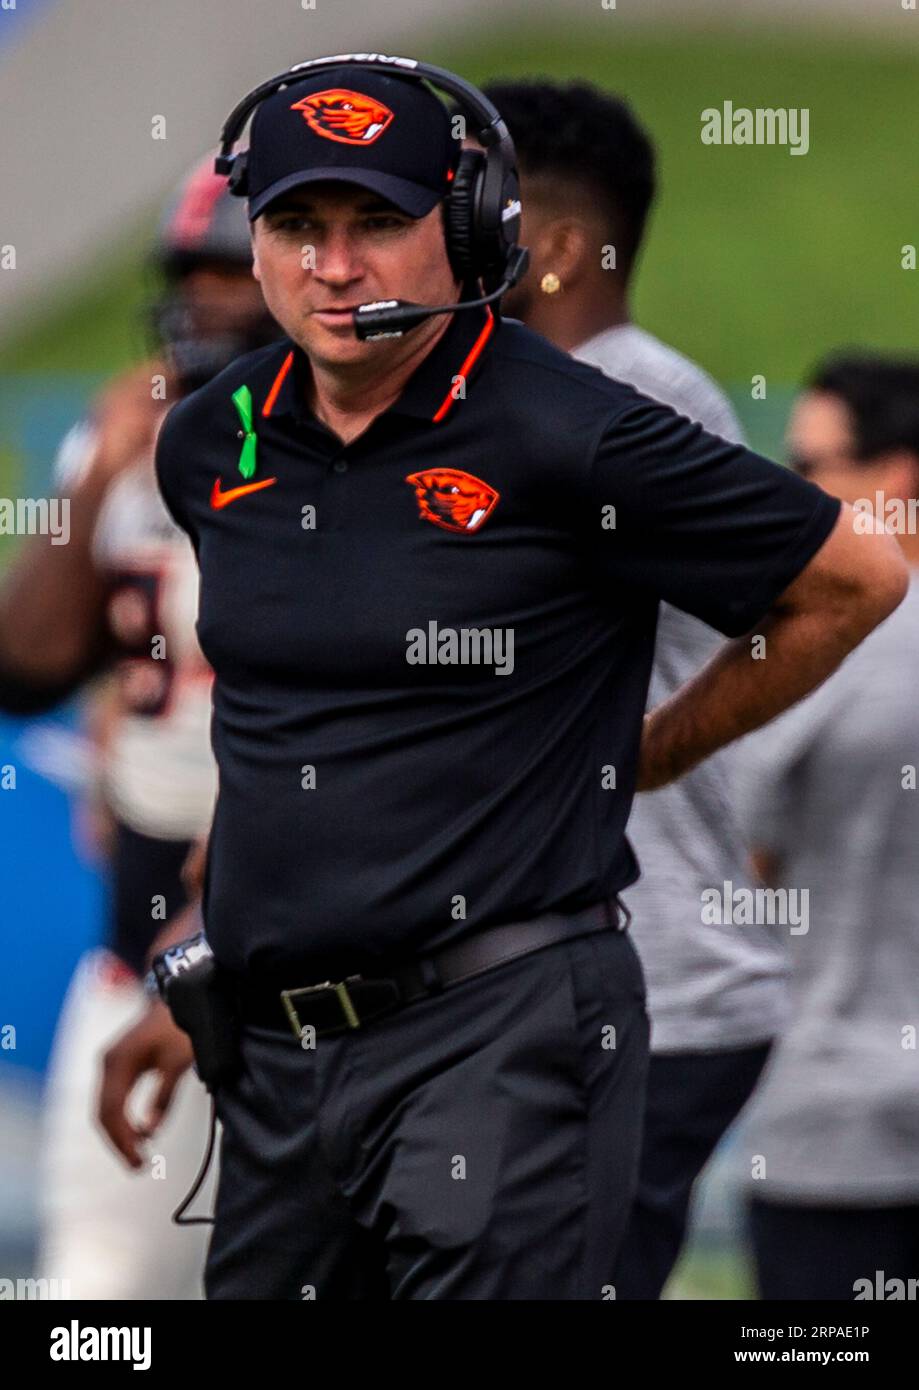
xmin=432 ymin=307 xmax=495 ymax=424
xmin=262 ymin=350 xmax=295 ymax=417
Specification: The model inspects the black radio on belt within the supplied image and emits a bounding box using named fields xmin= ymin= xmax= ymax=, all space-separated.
xmin=148 ymin=933 xmax=242 ymax=1091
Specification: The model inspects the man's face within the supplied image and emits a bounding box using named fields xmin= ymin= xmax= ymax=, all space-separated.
xmin=788 ymin=388 xmax=919 ymax=516
xmin=250 ymin=182 xmax=459 ymax=369
xmin=786 ymin=390 xmax=876 ymax=508
xmin=178 ymin=260 xmax=269 ymax=336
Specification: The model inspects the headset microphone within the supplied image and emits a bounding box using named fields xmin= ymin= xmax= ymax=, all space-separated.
xmin=353 ymin=246 xmax=529 ymax=341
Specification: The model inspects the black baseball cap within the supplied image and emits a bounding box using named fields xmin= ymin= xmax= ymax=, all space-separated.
xmin=246 ymin=65 xmax=460 ymax=221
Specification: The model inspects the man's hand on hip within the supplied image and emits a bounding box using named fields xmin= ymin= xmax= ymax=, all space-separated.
xmin=637 ymin=504 xmax=909 ymax=790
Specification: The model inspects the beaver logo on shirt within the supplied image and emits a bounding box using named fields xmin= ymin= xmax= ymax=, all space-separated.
xmin=405 ymin=469 xmax=500 ymax=535
xmin=290 ymin=89 xmax=395 ymax=146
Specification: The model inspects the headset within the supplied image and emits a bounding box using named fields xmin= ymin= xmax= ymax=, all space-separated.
xmin=215 ymin=53 xmax=529 ymax=340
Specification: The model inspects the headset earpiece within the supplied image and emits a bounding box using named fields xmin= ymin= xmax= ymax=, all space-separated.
xmin=444 ymin=147 xmax=522 ymax=288
xmin=444 ymin=149 xmax=482 ymax=282
xmin=481 ymin=152 xmax=522 ymax=284
xmin=226 ymin=151 xmax=249 ymax=198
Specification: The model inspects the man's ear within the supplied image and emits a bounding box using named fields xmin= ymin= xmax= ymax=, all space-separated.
xmin=873 ymin=449 xmax=919 ymax=500
xmin=544 ymin=218 xmax=592 ymax=286
xmin=250 ymin=225 xmax=262 ymax=282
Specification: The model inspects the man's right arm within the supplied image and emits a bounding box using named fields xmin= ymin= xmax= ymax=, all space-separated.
xmin=0 ymin=463 xmax=113 ymax=705
xmin=98 ymin=836 xmax=211 ymax=1168
xmin=0 ymin=363 xmax=170 ymax=708
xmin=98 ymin=894 xmax=205 ymax=1169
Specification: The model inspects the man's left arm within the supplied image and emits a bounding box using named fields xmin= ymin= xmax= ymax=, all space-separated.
xmin=637 ymin=505 xmax=906 ymax=789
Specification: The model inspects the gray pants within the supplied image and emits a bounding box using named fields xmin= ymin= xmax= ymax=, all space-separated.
xmin=205 ymin=926 xmax=650 ymax=1300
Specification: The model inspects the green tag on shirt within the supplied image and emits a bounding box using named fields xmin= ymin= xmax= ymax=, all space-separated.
xmin=232 ymin=385 xmax=257 ymax=479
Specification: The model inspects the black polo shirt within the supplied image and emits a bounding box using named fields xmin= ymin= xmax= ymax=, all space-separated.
xmin=155 ymin=301 xmax=840 ymax=981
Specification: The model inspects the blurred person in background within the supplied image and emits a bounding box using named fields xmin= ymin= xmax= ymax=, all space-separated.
xmin=736 ymin=354 xmax=919 ymax=1300
xmin=0 ymin=158 xmax=277 ymax=1298
xmin=485 ymin=78 xmax=787 ymax=1299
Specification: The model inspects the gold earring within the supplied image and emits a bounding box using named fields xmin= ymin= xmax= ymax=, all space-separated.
xmin=540 ymin=272 xmax=562 ymax=295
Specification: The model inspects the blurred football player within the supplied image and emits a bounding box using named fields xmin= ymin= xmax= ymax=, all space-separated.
xmin=739 ymin=355 xmax=919 ymax=1300
xmin=485 ymin=78 xmax=784 ymax=1298
xmin=0 ymin=157 xmax=277 ymax=1298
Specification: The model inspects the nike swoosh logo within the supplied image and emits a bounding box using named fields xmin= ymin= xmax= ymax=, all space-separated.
xmin=210 ymin=476 xmax=278 ymax=509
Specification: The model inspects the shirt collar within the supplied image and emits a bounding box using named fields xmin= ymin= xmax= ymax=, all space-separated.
xmin=260 ymin=285 xmax=496 ymax=429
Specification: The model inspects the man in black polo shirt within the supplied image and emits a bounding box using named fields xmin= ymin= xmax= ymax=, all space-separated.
xmin=117 ymin=62 xmax=905 ymax=1300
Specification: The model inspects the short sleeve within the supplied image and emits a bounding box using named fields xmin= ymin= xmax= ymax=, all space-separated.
xmin=582 ymin=397 xmax=841 ymax=637
xmin=154 ymin=399 xmax=198 ymax=548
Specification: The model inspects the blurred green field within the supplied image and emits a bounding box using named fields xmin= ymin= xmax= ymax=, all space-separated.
xmin=667 ymin=1245 xmax=756 ymax=1301
xmin=3 ymin=22 xmax=915 ymax=509
xmin=3 ymin=23 xmax=916 ymax=391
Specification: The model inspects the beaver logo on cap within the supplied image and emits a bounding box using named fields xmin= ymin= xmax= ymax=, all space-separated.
xmin=405 ymin=469 xmax=500 ymax=535
xmin=290 ymin=89 xmax=395 ymax=146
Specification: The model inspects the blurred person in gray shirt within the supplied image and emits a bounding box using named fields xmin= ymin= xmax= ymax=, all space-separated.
xmin=486 ymin=78 xmax=786 ymax=1298
xmin=736 ymin=355 xmax=919 ymax=1300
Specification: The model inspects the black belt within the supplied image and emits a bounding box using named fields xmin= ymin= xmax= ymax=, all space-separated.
xmin=232 ymin=897 xmax=631 ymax=1043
